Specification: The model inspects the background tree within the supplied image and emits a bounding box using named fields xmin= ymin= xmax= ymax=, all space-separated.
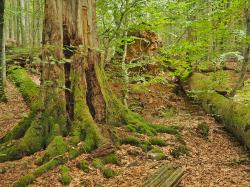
xmin=0 ymin=0 xmax=6 ymax=102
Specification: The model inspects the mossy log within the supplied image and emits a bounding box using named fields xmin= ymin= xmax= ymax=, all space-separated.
xmin=187 ymin=73 xmax=250 ymax=150
xmin=141 ymin=163 xmax=185 ymax=187
xmin=7 ymin=66 xmax=40 ymax=108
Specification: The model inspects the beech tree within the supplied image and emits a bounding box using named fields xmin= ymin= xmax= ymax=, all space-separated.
xmin=0 ymin=2 xmax=165 ymax=185
xmin=0 ymin=0 xmax=6 ymax=102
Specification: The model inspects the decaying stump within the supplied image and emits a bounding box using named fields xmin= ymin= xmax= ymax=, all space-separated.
xmin=142 ymin=163 xmax=185 ymax=187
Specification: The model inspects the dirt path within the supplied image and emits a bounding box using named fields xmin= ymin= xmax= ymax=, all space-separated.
xmin=0 ymin=82 xmax=249 ymax=187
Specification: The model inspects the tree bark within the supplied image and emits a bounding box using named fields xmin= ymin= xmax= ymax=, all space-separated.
xmin=0 ymin=0 xmax=158 ymax=165
xmin=0 ymin=0 xmax=6 ymax=102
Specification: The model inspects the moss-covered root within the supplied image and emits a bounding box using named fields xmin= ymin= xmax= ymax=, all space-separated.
xmin=36 ymin=136 xmax=69 ymax=165
xmin=0 ymin=111 xmax=35 ymax=144
xmin=96 ymin=64 xmax=178 ymax=136
xmin=13 ymin=158 xmax=63 ymax=187
xmin=59 ymin=166 xmax=72 ymax=185
xmin=7 ymin=66 xmax=40 ymax=108
xmin=13 ymin=143 xmax=83 ymax=187
xmin=0 ymin=117 xmax=44 ymax=163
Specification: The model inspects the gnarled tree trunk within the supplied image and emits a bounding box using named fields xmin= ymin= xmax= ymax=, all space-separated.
xmin=0 ymin=0 xmax=158 ymax=168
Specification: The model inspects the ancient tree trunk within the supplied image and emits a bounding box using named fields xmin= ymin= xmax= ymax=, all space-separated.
xmin=0 ymin=0 xmax=158 ymax=164
xmin=41 ymin=0 xmax=67 ymax=142
xmin=0 ymin=0 xmax=6 ymax=102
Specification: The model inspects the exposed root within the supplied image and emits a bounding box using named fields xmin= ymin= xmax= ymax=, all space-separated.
xmin=0 ymin=114 xmax=44 ymax=162
xmin=0 ymin=66 xmax=41 ymax=144
xmin=0 ymin=111 xmax=35 ymax=144
xmin=13 ymin=157 xmax=64 ymax=187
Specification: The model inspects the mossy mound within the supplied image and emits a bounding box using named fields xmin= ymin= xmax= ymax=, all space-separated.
xmin=101 ymin=153 xmax=120 ymax=165
xmin=148 ymin=147 xmax=166 ymax=160
xmin=77 ymin=160 xmax=89 ymax=173
xmin=102 ymin=167 xmax=116 ymax=178
xmin=196 ymin=122 xmax=209 ymax=139
xmin=149 ymin=137 xmax=167 ymax=146
xmin=170 ymin=145 xmax=190 ymax=158
xmin=59 ymin=166 xmax=72 ymax=185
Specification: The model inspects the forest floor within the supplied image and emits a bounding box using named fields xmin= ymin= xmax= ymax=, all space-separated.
xmin=0 ymin=79 xmax=249 ymax=187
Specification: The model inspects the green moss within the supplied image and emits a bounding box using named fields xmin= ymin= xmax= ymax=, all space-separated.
xmin=102 ymin=167 xmax=116 ymax=178
xmin=149 ymin=137 xmax=167 ymax=146
xmin=0 ymin=167 xmax=7 ymax=174
xmin=159 ymin=108 xmax=176 ymax=118
xmin=101 ymin=153 xmax=120 ymax=165
xmin=189 ymin=73 xmax=250 ymax=150
xmin=14 ymin=159 xmax=63 ymax=187
xmin=0 ymin=111 xmax=35 ymax=144
xmin=0 ymin=117 xmax=44 ymax=162
xmin=59 ymin=166 xmax=72 ymax=185
xmin=129 ymin=84 xmax=150 ymax=94
xmin=92 ymin=158 xmax=103 ymax=169
xmin=175 ymin=134 xmax=186 ymax=145
xmin=39 ymin=136 xmax=68 ymax=164
xmin=196 ymin=122 xmax=209 ymax=139
xmin=121 ymin=137 xmax=152 ymax=152
xmin=13 ymin=174 xmax=36 ymax=187
xmin=170 ymin=145 xmax=190 ymax=158
xmin=148 ymin=147 xmax=166 ymax=160
xmin=95 ymin=64 xmax=156 ymax=136
xmin=140 ymin=142 xmax=153 ymax=152
xmin=7 ymin=66 xmax=40 ymax=109
xmin=121 ymin=136 xmax=140 ymax=146
xmin=150 ymin=124 xmax=179 ymax=134
xmin=77 ymin=160 xmax=89 ymax=173
xmin=70 ymin=67 xmax=102 ymax=152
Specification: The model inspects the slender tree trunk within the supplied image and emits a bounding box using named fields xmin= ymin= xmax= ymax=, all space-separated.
xmin=0 ymin=0 xmax=6 ymax=102
xmin=19 ymin=0 xmax=26 ymax=46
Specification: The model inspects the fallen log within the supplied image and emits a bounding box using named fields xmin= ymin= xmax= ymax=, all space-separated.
xmin=141 ymin=163 xmax=185 ymax=187
xmin=186 ymin=73 xmax=250 ymax=150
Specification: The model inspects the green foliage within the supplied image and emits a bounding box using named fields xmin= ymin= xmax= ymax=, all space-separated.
xmin=101 ymin=153 xmax=120 ymax=165
xmin=37 ymin=136 xmax=68 ymax=165
xmin=148 ymin=147 xmax=166 ymax=160
xmin=170 ymin=145 xmax=190 ymax=158
xmin=0 ymin=167 xmax=6 ymax=174
xmin=149 ymin=137 xmax=167 ymax=146
xmin=92 ymin=158 xmax=104 ymax=169
xmin=150 ymin=124 xmax=179 ymax=135
xmin=77 ymin=160 xmax=89 ymax=173
xmin=0 ymin=118 xmax=44 ymax=162
xmin=121 ymin=136 xmax=152 ymax=152
xmin=140 ymin=142 xmax=153 ymax=152
xmin=102 ymin=167 xmax=116 ymax=178
xmin=121 ymin=136 xmax=140 ymax=146
xmin=13 ymin=159 xmax=63 ymax=187
xmin=196 ymin=123 xmax=210 ymax=139
xmin=59 ymin=166 xmax=72 ymax=185
xmin=159 ymin=107 xmax=176 ymax=118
